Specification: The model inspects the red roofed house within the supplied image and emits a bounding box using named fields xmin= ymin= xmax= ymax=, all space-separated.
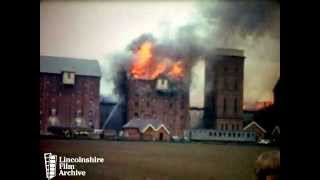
xmin=122 ymin=118 xmax=170 ymax=141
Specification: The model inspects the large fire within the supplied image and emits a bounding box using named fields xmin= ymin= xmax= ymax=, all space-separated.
xmin=130 ymin=41 xmax=185 ymax=80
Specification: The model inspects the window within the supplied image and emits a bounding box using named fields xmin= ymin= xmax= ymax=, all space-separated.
xmin=236 ymin=124 xmax=239 ymax=130
xmin=224 ymin=66 xmax=228 ymax=73
xmin=225 ymin=124 xmax=229 ymax=131
xmin=223 ymin=98 xmax=227 ymax=114
xmin=134 ymin=112 xmax=139 ymax=118
xmin=234 ymin=98 xmax=238 ymax=114
xmin=146 ymin=101 xmax=150 ymax=107
xmin=221 ymin=124 xmax=224 ymax=130
xmin=62 ymin=71 xmax=75 ymax=85
xmin=209 ymin=132 xmax=212 ymax=136
xmin=247 ymin=133 xmax=250 ymax=138
xmin=234 ymin=81 xmax=238 ymax=90
xmin=224 ymin=80 xmax=228 ymax=90
xmin=181 ymin=102 xmax=185 ymax=109
xmin=134 ymin=101 xmax=139 ymax=106
xmin=231 ymin=124 xmax=234 ymax=131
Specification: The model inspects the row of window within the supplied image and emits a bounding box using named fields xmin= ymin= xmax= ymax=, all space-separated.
xmin=134 ymin=101 xmax=185 ymax=109
xmin=223 ymin=97 xmax=238 ymax=114
xmin=220 ymin=123 xmax=240 ymax=131
xmin=41 ymin=108 xmax=94 ymax=118
xmin=191 ymin=131 xmax=254 ymax=138
xmin=208 ymin=131 xmax=253 ymax=138
xmin=223 ymin=66 xmax=239 ymax=73
xmin=133 ymin=112 xmax=185 ymax=121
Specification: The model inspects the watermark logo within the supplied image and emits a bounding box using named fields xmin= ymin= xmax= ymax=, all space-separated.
xmin=44 ymin=153 xmax=57 ymax=180
xmin=43 ymin=153 xmax=104 ymax=179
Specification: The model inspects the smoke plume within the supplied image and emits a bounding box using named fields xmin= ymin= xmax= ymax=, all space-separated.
xmin=102 ymin=0 xmax=280 ymax=107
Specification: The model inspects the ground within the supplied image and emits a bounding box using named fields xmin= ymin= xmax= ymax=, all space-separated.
xmin=40 ymin=139 xmax=278 ymax=180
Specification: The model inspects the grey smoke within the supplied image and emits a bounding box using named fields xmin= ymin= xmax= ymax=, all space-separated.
xmin=102 ymin=0 xmax=280 ymax=106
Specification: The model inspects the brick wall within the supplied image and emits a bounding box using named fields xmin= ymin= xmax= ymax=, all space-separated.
xmin=40 ymin=73 xmax=100 ymax=131
xmin=127 ymin=78 xmax=190 ymax=137
xmin=123 ymin=128 xmax=141 ymax=140
xmin=205 ymin=55 xmax=244 ymax=129
xmin=142 ymin=127 xmax=170 ymax=141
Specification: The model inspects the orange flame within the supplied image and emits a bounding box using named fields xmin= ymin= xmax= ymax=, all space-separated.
xmin=130 ymin=41 xmax=185 ymax=80
xmin=168 ymin=61 xmax=184 ymax=79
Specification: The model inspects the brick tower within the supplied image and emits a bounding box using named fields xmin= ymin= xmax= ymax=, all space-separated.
xmin=204 ymin=48 xmax=245 ymax=130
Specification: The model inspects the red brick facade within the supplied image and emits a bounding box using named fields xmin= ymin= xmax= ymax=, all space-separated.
xmin=142 ymin=127 xmax=170 ymax=141
xmin=205 ymin=52 xmax=245 ymax=130
xmin=40 ymin=73 xmax=100 ymax=131
xmin=127 ymin=78 xmax=190 ymax=137
xmin=123 ymin=128 xmax=141 ymax=141
xmin=123 ymin=126 xmax=170 ymax=141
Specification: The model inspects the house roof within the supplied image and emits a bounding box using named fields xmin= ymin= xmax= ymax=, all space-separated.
xmin=243 ymin=121 xmax=267 ymax=133
xmin=123 ymin=118 xmax=170 ymax=134
xmin=272 ymin=126 xmax=280 ymax=135
xmin=40 ymin=56 xmax=101 ymax=77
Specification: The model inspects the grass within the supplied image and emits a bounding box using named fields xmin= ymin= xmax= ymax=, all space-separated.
xmin=40 ymin=139 xmax=278 ymax=180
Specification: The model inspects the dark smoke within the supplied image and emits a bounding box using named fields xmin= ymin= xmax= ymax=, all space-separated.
xmin=200 ymin=0 xmax=280 ymax=47
xmin=105 ymin=0 xmax=280 ymax=106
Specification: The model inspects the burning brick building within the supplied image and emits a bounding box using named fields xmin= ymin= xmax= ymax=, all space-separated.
xmin=40 ymin=56 xmax=101 ymax=132
xmin=124 ymin=41 xmax=190 ymax=138
xmin=127 ymin=76 xmax=190 ymax=137
xmin=204 ymin=48 xmax=245 ymax=131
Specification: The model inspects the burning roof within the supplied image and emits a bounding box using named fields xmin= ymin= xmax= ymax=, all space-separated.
xmin=129 ymin=41 xmax=185 ymax=81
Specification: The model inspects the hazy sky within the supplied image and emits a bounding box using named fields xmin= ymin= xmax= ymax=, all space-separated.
xmin=40 ymin=1 xmax=280 ymax=108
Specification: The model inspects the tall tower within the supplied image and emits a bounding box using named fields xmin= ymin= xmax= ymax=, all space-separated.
xmin=204 ymin=48 xmax=245 ymax=130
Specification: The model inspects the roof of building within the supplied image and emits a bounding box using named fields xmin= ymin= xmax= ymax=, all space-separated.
xmin=123 ymin=118 xmax=170 ymax=134
xmin=243 ymin=121 xmax=267 ymax=133
xmin=40 ymin=56 xmax=101 ymax=77
xmin=213 ymin=48 xmax=244 ymax=57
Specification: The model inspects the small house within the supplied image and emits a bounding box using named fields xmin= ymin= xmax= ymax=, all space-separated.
xmin=243 ymin=121 xmax=266 ymax=140
xmin=122 ymin=118 xmax=170 ymax=141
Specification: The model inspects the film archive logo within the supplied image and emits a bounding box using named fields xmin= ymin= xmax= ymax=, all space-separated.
xmin=44 ymin=153 xmax=57 ymax=180
xmin=43 ymin=152 xmax=104 ymax=179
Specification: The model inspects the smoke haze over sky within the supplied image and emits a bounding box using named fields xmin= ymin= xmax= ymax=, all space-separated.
xmin=40 ymin=0 xmax=280 ymax=108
